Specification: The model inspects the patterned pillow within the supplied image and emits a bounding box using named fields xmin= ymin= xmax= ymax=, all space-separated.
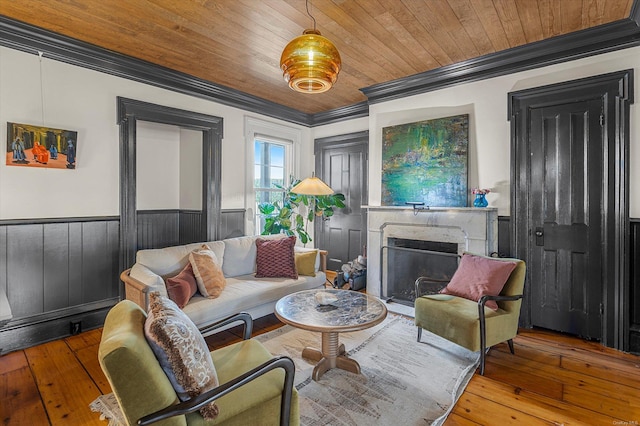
xmin=165 ymin=262 xmax=198 ymax=308
xmin=255 ymin=236 xmax=298 ymax=279
xmin=144 ymin=292 xmax=219 ymax=420
xmin=440 ymin=253 xmax=517 ymax=310
xmin=295 ymin=250 xmax=317 ymax=277
xmin=189 ymin=245 xmax=226 ymax=298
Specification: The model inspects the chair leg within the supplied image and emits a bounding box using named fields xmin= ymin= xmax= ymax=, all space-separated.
xmin=417 ymin=327 xmax=422 ymax=342
xmin=507 ymin=339 xmax=515 ymax=354
xmin=478 ymin=305 xmax=487 ymax=376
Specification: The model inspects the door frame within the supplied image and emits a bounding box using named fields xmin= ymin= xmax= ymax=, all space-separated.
xmin=314 ymin=131 xmax=369 ymax=252
xmin=508 ymin=70 xmax=633 ymax=350
xmin=117 ymin=97 xmax=223 ymax=276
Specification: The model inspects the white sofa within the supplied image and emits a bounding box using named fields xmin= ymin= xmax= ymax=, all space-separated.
xmin=120 ymin=234 xmax=327 ymax=329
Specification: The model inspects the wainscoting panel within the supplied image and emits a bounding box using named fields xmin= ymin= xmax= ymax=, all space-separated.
xmin=179 ymin=210 xmax=204 ymax=245
xmin=0 ymin=217 xmax=120 ymax=354
xmin=219 ymin=209 xmax=245 ymax=239
xmin=137 ymin=210 xmax=180 ymax=250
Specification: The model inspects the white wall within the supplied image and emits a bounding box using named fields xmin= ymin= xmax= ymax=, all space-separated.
xmin=313 ymin=46 xmax=640 ymax=218
xmin=0 ymin=46 xmax=311 ymax=220
xmin=136 ymin=121 xmax=180 ymax=210
xmin=179 ymin=128 xmax=202 ymax=210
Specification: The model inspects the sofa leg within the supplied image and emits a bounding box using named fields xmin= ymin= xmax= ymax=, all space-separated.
xmin=507 ymin=339 xmax=515 ymax=354
xmin=417 ymin=327 xmax=422 ymax=342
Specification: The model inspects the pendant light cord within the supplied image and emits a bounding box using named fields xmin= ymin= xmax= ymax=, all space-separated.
xmin=305 ymin=0 xmax=317 ymax=31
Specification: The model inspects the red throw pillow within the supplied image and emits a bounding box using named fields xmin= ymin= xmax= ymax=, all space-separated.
xmin=255 ymin=236 xmax=298 ymax=279
xmin=165 ymin=263 xmax=198 ymax=308
xmin=440 ymin=253 xmax=517 ymax=310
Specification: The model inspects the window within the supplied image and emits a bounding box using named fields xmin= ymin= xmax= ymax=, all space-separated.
xmin=254 ymin=138 xmax=290 ymax=233
xmin=244 ymin=117 xmax=300 ymax=236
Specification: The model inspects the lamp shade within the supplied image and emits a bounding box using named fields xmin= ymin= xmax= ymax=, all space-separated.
xmin=291 ymin=176 xmax=334 ymax=195
xmin=280 ymin=29 xmax=341 ymax=94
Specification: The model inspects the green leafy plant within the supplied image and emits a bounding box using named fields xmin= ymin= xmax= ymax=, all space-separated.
xmin=258 ymin=176 xmax=346 ymax=244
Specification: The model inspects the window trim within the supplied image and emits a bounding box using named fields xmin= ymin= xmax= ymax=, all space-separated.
xmin=244 ymin=116 xmax=300 ymax=235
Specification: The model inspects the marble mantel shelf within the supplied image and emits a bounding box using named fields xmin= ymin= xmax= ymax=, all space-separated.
xmin=363 ymin=205 xmax=498 ymax=212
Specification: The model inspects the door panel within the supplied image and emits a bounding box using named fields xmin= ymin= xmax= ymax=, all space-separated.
xmin=316 ymin=142 xmax=367 ymax=272
xmin=528 ymin=99 xmax=602 ymax=339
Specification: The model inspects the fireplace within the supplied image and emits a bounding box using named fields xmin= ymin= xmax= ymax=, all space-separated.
xmin=365 ymin=206 xmax=498 ymax=299
xmin=384 ymin=238 xmax=459 ymax=306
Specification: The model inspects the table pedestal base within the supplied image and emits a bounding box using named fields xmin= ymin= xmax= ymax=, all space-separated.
xmin=301 ymin=331 xmax=361 ymax=381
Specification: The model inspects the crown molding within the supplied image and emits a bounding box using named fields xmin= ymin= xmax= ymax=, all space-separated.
xmin=0 ymin=15 xmax=315 ymax=126
xmin=361 ymin=12 xmax=640 ymax=104
xmin=309 ymin=101 xmax=369 ymax=126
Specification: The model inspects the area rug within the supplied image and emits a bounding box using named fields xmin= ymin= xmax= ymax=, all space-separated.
xmin=91 ymin=314 xmax=478 ymax=425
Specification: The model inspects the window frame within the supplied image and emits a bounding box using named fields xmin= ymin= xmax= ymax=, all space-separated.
xmin=244 ymin=117 xmax=300 ymax=236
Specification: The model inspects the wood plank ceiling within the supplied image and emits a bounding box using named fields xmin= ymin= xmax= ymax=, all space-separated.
xmin=0 ymin=0 xmax=634 ymax=115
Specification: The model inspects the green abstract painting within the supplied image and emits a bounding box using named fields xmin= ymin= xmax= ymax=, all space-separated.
xmin=382 ymin=114 xmax=468 ymax=207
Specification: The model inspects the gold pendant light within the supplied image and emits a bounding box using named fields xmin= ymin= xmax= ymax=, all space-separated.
xmin=280 ymin=0 xmax=341 ymax=94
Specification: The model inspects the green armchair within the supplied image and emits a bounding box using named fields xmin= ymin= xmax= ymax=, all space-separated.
xmin=414 ymin=256 xmax=525 ymax=375
xmin=98 ymin=300 xmax=299 ymax=425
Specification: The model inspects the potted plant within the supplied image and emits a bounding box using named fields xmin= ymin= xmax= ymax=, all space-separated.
xmin=258 ymin=176 xmax=345 ymax=244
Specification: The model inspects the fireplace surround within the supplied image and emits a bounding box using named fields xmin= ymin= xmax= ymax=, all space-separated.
xmin=365 ymin=206 xmax=498 ymax=298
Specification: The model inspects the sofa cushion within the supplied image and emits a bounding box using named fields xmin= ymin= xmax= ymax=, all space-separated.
xmin=255 ymin=236 xmax=298 ymax=279
xmin=222 ymin=234 xmax=285 ymax=278
xmin=189 ymin=245 xmax=226 ymax=298
xmin=295 ymin=250 xmax=317 ymax=277
xmin=294 ymin=246 xmax=320 ymax=272
xmin=130 ymin=263 xmax=168 ymax=297
xmin=137 ymin=241 xmax=225 ymax=278
xmin=165 ymin=263 xmax=198 ymax=308
xmin=145 ymin=292 xmax=220 ymax=420
xmin=440 ymin=253 xmax=517 ymax=310
xmin=183 ymin=272 xmax=326 ymax=328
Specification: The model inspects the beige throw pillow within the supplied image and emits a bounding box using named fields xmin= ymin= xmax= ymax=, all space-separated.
xmin=145 ymin=292 xmax=220 ymax=420
xmin=189 ymin=245 xmax=226 ymax=298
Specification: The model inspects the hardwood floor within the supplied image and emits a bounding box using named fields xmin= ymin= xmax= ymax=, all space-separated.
xmin=1 ymin=315 xmax=639 ymax=425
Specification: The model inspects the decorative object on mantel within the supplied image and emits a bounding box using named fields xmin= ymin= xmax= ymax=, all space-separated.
xmin=406 ymin=201 xmax=430 ymax=215
xmin=259 ymin=175 xmax=345 ymax=244
xmin=280 ymin=0 xmax=341 ymax=94
xmin=382 ymin=114 xmax=469 ymax=207
xmin=472 ymin=188 xmax=490 ymax=207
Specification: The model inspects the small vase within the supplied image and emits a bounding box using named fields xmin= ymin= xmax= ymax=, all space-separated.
xmin=473 ymin=193 xmax=488 ymax=208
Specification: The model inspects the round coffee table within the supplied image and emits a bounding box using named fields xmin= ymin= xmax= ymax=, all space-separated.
xmin=274 ymin=289 xmax=387 ymax=381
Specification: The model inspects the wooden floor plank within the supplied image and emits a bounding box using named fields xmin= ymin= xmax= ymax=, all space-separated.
xmin=562 ymin=383 xmax=640 ymax=420
xmin=487 ymin=345 xmax=638 ymax=402
xmin=451 ymin=392 xmax=556 ymax=425
xmin=24 ymin=340 xmax=103 ymax=425
xmin=480 ymin=360 xmax=564 ymax=400
xmin=74 ymin=344 xmax=111 ymax=395
xmin=64 ymin=328 xmax=103 ymax=353
xmin=443 ymin=412 xmax=482 ymax=425
xmin=464 ymin=374 xmax=620 ymax=425
xmin=0 ymin=349 xmax=29 ymax=374
xmin=559 ymin=354 xmax=640 ymax=390
xmin=0 ymin=364 xmax=48 ymax=425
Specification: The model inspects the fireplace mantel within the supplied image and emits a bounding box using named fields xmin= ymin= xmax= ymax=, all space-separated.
xmin=365 ymin=206 xmax=498 ymax=298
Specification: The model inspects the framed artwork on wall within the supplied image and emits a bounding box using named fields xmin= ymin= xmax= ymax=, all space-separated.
xmin=382 ymin=114 xmax=468 ymax=207
xmin=6 ymin=122 xmax=78 ymax=169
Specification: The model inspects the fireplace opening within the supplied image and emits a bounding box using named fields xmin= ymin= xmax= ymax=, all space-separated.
xmin=383 ymin=238 xmax=459 ymax=306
